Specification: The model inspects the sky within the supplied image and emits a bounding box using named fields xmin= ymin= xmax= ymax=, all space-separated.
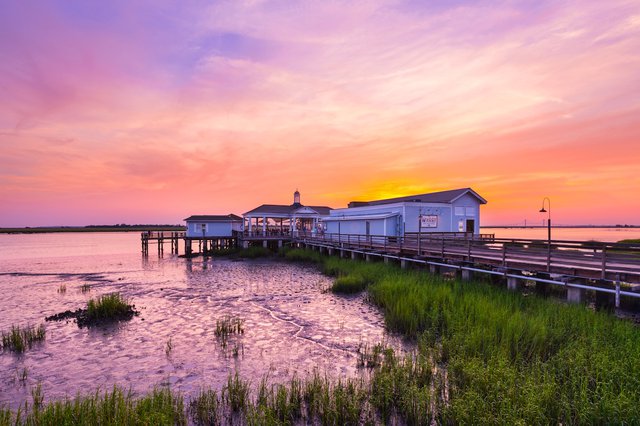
xmin=1 ymin=0 xmax=639 ymax=227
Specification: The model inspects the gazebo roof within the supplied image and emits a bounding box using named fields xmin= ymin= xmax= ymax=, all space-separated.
xmin=244 ymin=204 xmax=331 ymax=216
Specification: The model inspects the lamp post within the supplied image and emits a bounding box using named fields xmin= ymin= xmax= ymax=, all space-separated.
xmin=539 ymin=197 xmax=551 ymax=242
xmin=539 ymin=197 xmax=551 ymax=272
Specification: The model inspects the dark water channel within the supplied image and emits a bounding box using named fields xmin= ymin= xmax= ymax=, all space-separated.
xmin=0 ymin=234 xmax=401 ymax=410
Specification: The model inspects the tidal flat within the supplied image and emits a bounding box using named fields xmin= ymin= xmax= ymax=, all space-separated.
xmin=0 ymin=233 xmax=400 ymax=418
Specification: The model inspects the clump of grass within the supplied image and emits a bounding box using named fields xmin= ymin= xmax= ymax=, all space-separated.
xmin=283 ymin=248 xmax=323 ymax=263
xmin=57 ymin=284 xmax=66 ymax=294
xmin=332 ymin=274 xmax=369 ymax=294
xmin=1 ymin=324 xmax=46 ymax=354
xmin=44 ymin=293 xmax=141 ymax=328
xmin=83 ymin=293 xmax=136 ymax=325
xmin=356 ymin=342 xmax=390 ymax=368
xmin=222 ymin=372 xmax=251 ymax=413
xmin=214 ymin=315 xmax=244 ymax=349
xmin=189 ymin=389 xmax=219 ymax=425
xmin=80 ymin=284 xmax=91 ymax=293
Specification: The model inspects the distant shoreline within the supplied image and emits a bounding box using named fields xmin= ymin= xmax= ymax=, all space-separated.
xmin=0 ymin=226 xmax=186 ymax=234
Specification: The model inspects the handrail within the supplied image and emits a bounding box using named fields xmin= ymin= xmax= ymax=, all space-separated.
xmin=295 ymin=232 xmax=640 ymax=283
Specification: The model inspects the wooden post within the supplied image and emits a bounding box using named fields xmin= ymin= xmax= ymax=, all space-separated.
xmin=418 ymin=215 xmax=422 ymax=256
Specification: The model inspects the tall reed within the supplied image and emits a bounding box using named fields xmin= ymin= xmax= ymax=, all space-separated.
xmin=1 ymin=324 xmax=45 ymax=354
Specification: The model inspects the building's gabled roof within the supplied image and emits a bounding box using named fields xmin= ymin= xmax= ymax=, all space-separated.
xmin=244 ymin=204 xmax=332 ymax=216
xmin=348 ymin=188 xmax=487 ymax=207
xmin=184 ymin=214 xmax=243 ymax=222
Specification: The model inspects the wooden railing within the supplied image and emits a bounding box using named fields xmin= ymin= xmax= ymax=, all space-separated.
xmin=296 ymin=232 xmax=640 ymax=283
xmin=142 ymin=231 xmax=186 ymax=239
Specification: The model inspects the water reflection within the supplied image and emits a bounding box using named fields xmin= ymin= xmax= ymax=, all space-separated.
xmin=0 ymin=253 xmax=399 ymax=410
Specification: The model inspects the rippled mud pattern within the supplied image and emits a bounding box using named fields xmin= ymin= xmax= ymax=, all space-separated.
xmin=0 ymin=256 xmax=401 ymax=409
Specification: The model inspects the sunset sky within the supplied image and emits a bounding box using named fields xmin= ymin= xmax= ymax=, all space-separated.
xmin=1 ymin=0 xmax=639 ymax=227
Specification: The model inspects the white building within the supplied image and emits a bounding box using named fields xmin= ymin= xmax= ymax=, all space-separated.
xmin=184 ymin=214 xmax=243 ymax=238
xmin=324 ymin=188 xmax=487 ymax=237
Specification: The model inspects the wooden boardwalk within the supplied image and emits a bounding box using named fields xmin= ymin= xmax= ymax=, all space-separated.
xmin=296 ymin=233 xmax=640 ymax=285
xmin=140 ymin=230 xmax=640 ymax=305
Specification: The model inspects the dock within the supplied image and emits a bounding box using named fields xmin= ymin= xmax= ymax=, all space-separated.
xmin=141 ymin=230 xmax=640 ymax=307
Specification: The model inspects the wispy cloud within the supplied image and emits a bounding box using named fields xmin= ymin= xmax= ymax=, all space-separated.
xmin=0 ymin=0 xmax=638 ymax=225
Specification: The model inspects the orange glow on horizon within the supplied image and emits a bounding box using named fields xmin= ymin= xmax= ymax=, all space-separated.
xmin=0 ymin=1 xmax=639 ymax=227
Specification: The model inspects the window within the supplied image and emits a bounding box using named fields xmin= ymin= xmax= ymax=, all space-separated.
xmin=465 ymin=207 xmax=475 ymax=216
xmin=455 ymin=207 xmax=464 ymax=216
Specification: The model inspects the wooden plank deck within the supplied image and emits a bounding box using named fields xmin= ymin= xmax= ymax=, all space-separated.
xmin=297 ymin=233 xmax=640 ymax=284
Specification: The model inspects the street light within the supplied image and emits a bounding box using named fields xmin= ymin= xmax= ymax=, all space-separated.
xmin=539 ymin=197 xmax=551 ymax=272
xmin=539 ymin=197 xmax=551 ymax=242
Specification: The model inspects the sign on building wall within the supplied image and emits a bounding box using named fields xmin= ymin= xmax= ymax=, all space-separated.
xmin=420 ymin=215 xmax=438 ymax=228
xmin=458 ymin=220 xmax=464 ymax=232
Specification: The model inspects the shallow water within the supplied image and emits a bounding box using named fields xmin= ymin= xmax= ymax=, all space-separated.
xmin=0 ymin=233 xmax=399 ymax=410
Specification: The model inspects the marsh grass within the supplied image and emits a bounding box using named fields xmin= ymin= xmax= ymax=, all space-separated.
xmin=80 ymin=284 xmax=91 ymax=293
xmin=284 ymin=248 xmax=640 ymax=424
xmin=82 ymin=293 xmax=137 ymax=327
xmin=332 ymin=274 xmax=369 ymax=294
xmin=2 ymin=385 xmax=186 ymax=425
xmin=57 ymin=284 xmax=66 ymax=294
xmin=1 ymin=324 xmax=45 ymax=354
xmin=236 ymin=246 xmax=272 ymax=259
xmin=214 ymin=316 xmax=245 ymax=350
xmin=356 ymin=342 xmax=389 ymax=369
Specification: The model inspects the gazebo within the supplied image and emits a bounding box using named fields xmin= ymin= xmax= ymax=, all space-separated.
xmin=243 ymin=190 xmax=332 ymax=237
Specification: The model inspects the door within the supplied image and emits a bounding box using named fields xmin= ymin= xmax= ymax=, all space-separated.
xmin=466 ymin=219 xmax=475 ymax=235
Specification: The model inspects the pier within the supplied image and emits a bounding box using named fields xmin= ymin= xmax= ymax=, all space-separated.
xmin=141 ymin=230 xmax=640 ymax=307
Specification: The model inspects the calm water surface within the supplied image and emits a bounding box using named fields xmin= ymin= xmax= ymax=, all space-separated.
xmin=0 ymin=233 xmax=400 ymax=410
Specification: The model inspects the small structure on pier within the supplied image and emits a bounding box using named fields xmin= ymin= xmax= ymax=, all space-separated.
xmin=184 ymin=214 xmax=243 ymax=237
xmin=243 ymin=190 xmax=332 ymax=237
xmin=324 ymin=187 xmax=487 ymax=237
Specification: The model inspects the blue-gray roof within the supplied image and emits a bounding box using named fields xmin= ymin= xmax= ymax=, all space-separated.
xmin=348 ymin=188 xmax=486 ymax=207
xmin=184 ymin=214 xmax=243 ymax=222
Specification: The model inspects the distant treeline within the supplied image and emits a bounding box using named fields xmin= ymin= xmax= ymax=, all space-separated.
xmin=0 ymin=225 xmax=186 ymax=234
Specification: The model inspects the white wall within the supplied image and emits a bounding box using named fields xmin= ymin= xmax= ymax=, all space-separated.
xmin=185 ymin=221 xmax=238 ymax=237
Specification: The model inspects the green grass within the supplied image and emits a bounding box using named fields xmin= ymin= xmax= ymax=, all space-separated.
xmin=86 ymin=293 xmax=132 ymax=321
xmin=1 ymin=324 xmax=46 ymax=354
xmin=0 ymin=385 xmax=185 ymax=425
xmin=618 ymin=239 xmax=640 ymax=244
xmin=284 ymin=248 xmax=640 ymax=423
xmin=284 ymin=248 xmax=386 ymax=294
xmin=214 ymin=315 xmax=245 ymax=350
xmin=332 ymin=275 xmax=369 ymax=294
xmin=236 ymin=246 xmax=273 ymax=259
